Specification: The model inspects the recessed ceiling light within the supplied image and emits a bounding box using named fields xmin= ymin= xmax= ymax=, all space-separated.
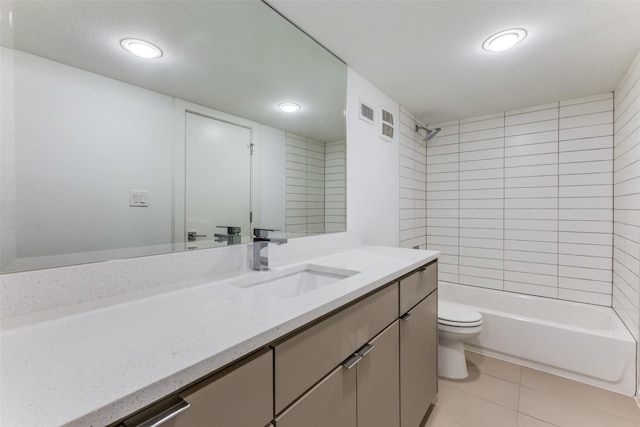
xmin=278 ymin=102 xmax=301 ymax=113
xmin=482 ymin=28 xmax=527 ymax=52
xmin=120 ymin=38 xmax=163 ymax=59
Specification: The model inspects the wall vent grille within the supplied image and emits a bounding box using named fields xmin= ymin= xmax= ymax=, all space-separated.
xmin=381 ymin=109 xmax=394 ymax=126
xmin=380 ymin=108 xmax=394 ymax=142
xmin=381 ymin=123 xmax=394 ymax=139
xmin=359 ymin=101 xmax=375 ymax=125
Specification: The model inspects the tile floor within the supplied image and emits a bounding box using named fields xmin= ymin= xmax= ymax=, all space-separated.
xmin=425 ymin=351 xmax=640 ymax=427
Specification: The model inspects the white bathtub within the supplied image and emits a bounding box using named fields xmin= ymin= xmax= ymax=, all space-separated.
xmin=439 ymin=282 xmax=637 ymax=395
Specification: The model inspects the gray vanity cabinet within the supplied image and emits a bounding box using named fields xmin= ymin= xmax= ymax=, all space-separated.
xmin=274 ymin=364 xmax=357 ymax=427
xmin=273 ymin=283 xmax=399 ymax=413
xmin=399 ymin=260 xmax=438 ymax=314
xmin=121 ymin=349 xmax=273 ymax=427
xmin=357 ymin=320 xmax=400 ymax=427
xmin=276 ymin=316 xmax=401 ymax=427
xmin=116 ymin=260 xmax=439 ymax=427
xmin=399 ymin=261 xmax=438 ymax=427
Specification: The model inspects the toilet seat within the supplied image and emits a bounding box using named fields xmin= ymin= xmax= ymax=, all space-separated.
xmin=438 ymin=301 xmax=483 ymax=328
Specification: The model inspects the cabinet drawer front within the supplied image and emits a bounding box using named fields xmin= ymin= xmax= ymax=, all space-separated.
xmin=274 ymin=283 xmax=399 ymax=413
xmin=399 ymin=261 xmax=437 ymax=314
xmin=164 ymin=350 xmax=273 ymax=427
xmin=275 ymin=364 xmax=356 ymax=427
xmin=357 ymin=321 xmax=400 ymax=427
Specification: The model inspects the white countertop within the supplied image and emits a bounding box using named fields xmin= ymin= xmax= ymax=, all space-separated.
xmin=0 ymin=246 xmax=438 ymax=427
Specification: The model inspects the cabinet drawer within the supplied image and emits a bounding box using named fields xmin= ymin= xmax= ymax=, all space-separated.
xmin=399 ymin=261 xmax=437 ymax=314
xmin=124 ymin=349 xmax=273 ymax=427
xmin=357 ymin=321 xmax=400 ymax=427
xmin=275 ymin=364 xmax=356 ymax=427
xmin=274 ymin=283 xmax=399 ymax=413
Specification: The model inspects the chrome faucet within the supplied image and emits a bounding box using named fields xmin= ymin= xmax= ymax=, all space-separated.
xmin=252 ymin=228 xmax=287 ymax=271
xmin=214 ymin=226 xmax=242 ymax=245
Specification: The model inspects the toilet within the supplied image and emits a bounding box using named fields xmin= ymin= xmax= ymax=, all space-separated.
xmin=437 ymin=300 xmax=483 ymax=379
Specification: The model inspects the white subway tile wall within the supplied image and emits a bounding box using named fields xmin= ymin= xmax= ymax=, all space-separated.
xmin=399 ymin=107 xmax=428 ymax=250
xmin=504 ymin=103 xmax=560 ymax=298
xmin=559 ymin=94 xmax=614 ymax=306
xmin=459 ymin=113 xmax=505 ymax=291
xmin=404 ymin=93 xmax=615 ymax=305
xmin=425 ymin=119 xmax=460 ymax=284
xmin=285 ymin=133 xmax=346 ymax=235
xmin=613 ymin=50 xmax=640 ymax=351
xmin=325 ymin=140 xmax=347 ymax=233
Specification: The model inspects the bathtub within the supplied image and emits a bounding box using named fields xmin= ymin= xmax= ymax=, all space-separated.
xmin=439 ymin=282 xmax=637 ymax=396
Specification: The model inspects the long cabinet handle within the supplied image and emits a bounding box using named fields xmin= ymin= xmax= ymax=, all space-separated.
xmin=400 ymin=312 xmax=413 ymax=321
xmin=357 ymin=343 xmax=376 ymax=357
xmin=133 ymin=398 xmax=190 ymax=427
xmin=342 ymin=353 xmax=364 ymax=370
xmin=417 ymin=267 xmax=427 ymax=272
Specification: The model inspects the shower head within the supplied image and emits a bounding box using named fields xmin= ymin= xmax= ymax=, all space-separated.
xmin=415 ymin=125 xmax=442 ymax=142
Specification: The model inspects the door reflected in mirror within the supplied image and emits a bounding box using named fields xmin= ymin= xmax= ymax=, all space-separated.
xmin=185 ymin=113 xmax=252 ymax=250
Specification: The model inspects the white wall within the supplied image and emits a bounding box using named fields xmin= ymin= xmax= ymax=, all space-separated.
xmin=613 ymin=49 xmax=640 ymax=394
xmin=346 ymin=69 xmax=400 ymax=246
xmin=419 ymin=93 xmax=614 ymax=306
xmin=1 ymin=48 xmax=174 ymax=272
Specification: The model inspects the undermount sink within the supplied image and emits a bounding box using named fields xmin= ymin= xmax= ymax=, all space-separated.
xmin=236 ymin=266 xmax=360 ymax=299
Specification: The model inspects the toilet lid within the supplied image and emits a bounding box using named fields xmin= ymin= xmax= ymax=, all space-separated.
xmin=438 ymin=300 xmax=483 ymax=327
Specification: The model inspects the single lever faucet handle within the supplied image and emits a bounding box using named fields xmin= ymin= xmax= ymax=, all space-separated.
xmin=253 ymin=228 xmax=279 ymax=239
xmin=217 ymin=225 xmax=241 ymax=235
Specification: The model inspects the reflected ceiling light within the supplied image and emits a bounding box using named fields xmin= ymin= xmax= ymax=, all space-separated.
xmin=482 ymin=28 xmax=527 ymax=52
xmin=278 ymin=102 xmax=301 ymax=113
xmin=120 ymin=38 xmax=163 ymax=59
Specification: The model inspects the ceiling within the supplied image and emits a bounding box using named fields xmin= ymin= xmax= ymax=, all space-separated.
xmin=269 ymin=0 xmax=640 ymax=125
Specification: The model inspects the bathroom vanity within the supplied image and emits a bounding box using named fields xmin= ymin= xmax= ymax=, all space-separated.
xmin=0 ymin=246 xmax=438 ymax=427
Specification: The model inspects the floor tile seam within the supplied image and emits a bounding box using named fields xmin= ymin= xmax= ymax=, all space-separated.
xmin=439 ymin=381 xmax=521 ymax=412
xmin=466 ymin=366 xmax=523 ymax=386
xmin=515 ymin=381 xmax=522 ymax=421
xmin=518 ymin=384 xmax=639 ymax=424
xmin=516 ymin=411 xmax=560 ymax=427
xmin=435 ymin=403 xmax=517 ymax=427
xmin=430 ymin=408 xmax=466 ymax=427
xmin=517 ymin=376 xmax=640 ymax=421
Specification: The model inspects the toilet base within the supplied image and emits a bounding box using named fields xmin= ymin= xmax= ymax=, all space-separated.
xmin=438 ymin=338 xmax=469 ymax=379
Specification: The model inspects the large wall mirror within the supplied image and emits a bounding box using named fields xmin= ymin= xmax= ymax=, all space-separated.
xmin=0 ymin=1 xmax=347 ymax=273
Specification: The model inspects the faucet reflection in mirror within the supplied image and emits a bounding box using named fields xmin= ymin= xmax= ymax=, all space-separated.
xmin=252 ymin=228 xmax=288 ymax=271
xmin=214 ymin=226 xmax=242 ymax=246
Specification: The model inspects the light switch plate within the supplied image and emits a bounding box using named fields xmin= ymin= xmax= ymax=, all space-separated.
xmin=129 ymin=190 xmax=148 ymax=207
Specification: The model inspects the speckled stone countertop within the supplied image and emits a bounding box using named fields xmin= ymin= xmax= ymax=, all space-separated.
xmin=0 ymin=246 xmax=438 ymax=427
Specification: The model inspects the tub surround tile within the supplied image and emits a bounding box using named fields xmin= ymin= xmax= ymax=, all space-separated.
xmin=414 ymin=92 xmax=615 ymax=306
xmin=399 ymin=108 xmax=428 ymax=250
xmin=613 ymin=49 xmax=640 ymax=394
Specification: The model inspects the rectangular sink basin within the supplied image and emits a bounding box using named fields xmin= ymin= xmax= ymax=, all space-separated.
xmin=237 ymin=266 xmax=359 ymax=299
